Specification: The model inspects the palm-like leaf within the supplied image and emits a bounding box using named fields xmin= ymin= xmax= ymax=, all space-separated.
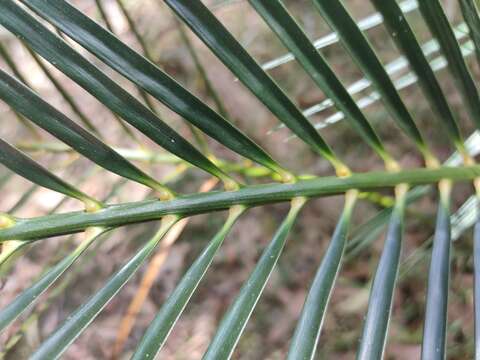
xmin=0 ymin=0 xmax=479 ymax=358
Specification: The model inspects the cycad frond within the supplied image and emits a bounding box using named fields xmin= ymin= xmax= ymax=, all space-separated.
xmin=0 ymin=1 xmax=479 ymax=358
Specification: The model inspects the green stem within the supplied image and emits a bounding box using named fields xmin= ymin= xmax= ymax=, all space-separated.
xmin=2 ymin=165 xmax=480 ymax=241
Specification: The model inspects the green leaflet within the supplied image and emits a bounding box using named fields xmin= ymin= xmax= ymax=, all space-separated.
xmin=162 ymin=0 xmax=347 ymax=174
xmin=419 ymin=0 xmax=480 ymax=130
xmin=0 ymin=227 xmax=108 ymax=332
xmin=345 ymin=186 xmax=429 ymax=261
xmin=345 ymin=130 xmax=480 ymax=261
xmin=260 ymin=0 xmax=419 ymax=72
xmin=0 ymin=168 xmax=118 ymax=279
xmin=176 ymin=18 xmax=230 ymax=120
xmin=421 ymin=181 xmax=452 ymax=359
xmin=32 ymin=12 xmax=142 ymax=147
xmin=249 ymin=0 xmax=394 ymax=167
xmin=0 ymin=175 xmax=155 ymax=336
xmin=460 ymin=0 xmax=480 ymax=64
xmin=42 ymin=0 xmax=142 ymax=144
xmin=2 ymin=164 xmax=480 ymax=242
xmin=0 ymin=70 xmax=174 ymax=199
xmin=372 ymin=0 xmax=464 ymax=151
xmin=287 ymin=191 xmax=357 ymax=360
xmin=21 ymin=0 xmax=291 ymax=181
xmin=100 ymin=0 xmax=168 ymax=115
xmin=203 ymin=197 xmax=306 ymax=359
xmin=21 ymin=45 xmax=99 ymax=135
xmin=399 ymin=194 xmax=477 ymax=280
xmin=30 ymin=216 xmax=179 ymax=360
xmin=357 ymin=186 xmax=408 ymax=359
xmin=0 ymin=0 xmax=234 ymax=187
xmin=0 ymin=184 xmax=133 ymax=356
xmin=132 ymin=205 xmax=246 ymax=359
xmin=313 ymin=0 xmax=431 ymax=161
xmin=0 ymin=138 xmax=101 ymax=210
